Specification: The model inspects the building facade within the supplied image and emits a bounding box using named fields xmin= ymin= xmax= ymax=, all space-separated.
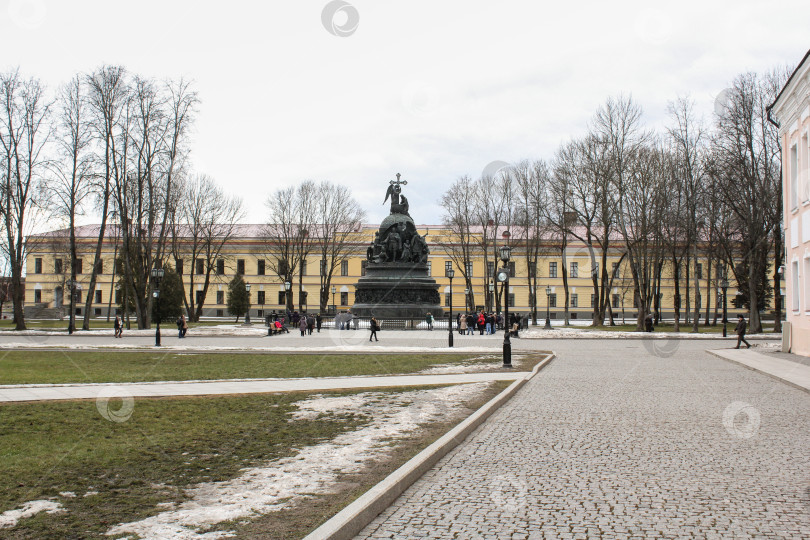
xmin=770 ymin=49 xmax=810 ymax=356
xmin=24 ymin=223 xmax=752 ymax=325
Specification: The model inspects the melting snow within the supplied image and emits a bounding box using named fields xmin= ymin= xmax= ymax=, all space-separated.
xmin=106 ymin=383 xmax=490 ymax=539
xmin=0 ymin=500 xmax=65 ymax=528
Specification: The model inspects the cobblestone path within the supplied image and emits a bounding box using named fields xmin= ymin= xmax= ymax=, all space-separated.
xmin=357 ymin=341 xmax=810 ymax=539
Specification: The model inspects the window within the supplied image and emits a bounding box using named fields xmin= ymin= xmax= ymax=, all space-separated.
xmin=487 ymin=261 xmax=495 ymax=278
xmin=75 ymin=308 xmax=81 ymax=315
xmin=54 ymin=258 xmax=63 ymax=274
xmin=340 ymin=291 xmax=348 ymax=306
xmin=278 ymin=259 xmax=289 ymax=275
xmin=445 ymin=293 xmax=452 ymax=307
xmin=528 ymin=263 xmax=536 ymax=278
xmin=95 ymin=290 xmax=102 ymax=303
xmin=361 ymin=260 xmax=367 ymax=276
xmin=257 ymin=291 xmax=265 ymax=305
xmin=34 ymin=289 xmax=41 ymax=303
xmin=34 ymin=258 xmax=42 ymax=274
xmin=804 ymin=257 xmax=810 ymax=311
xmin=216 ymin=309 xmax=224 ymax=317
xmin=196 ymin=290 xmax=206 ymax=305
xmin=115 ymin=289 xmax=122 ymax=304
xmin=612 ymin=262 xmax=619 ymax=278
xmin=792 ymin=260 xmax=800 ymax=311
xmin=300 ymin=259 xmax=307 ymax=276
xmin=175 ymin=259 xmax=183 ymax=275
xmin=570 ymin=262 xmax=578 ymax=278
xmin=236 ymin=259 xmax=245 ymax=275
xmin=571 ymin=294 xmax=578 ymax=308
xmin=341 ymin=260 xmax=349 ymax=276
xmin=549 ymin=293 xmax=557 ymax=308
xmin=115 ymin=259 xmax=124 ymax=275
xmin=320 ymin=259 xmax=327 ymax=276
xmin=427 ymin=261 xmax=432 ymax=274
xmin=278 ymin=291 xmax=286 ymax=305
xmin=696 ymin=263 xmax=703 ymax=280
xmin=196 ymin=258 xmax=205 ymax=275
xmin=95 ymin=259 xmax=103 ymax=275
xmin=803 ymin=132 xmax=810 ymax=203
xmin=591 ymin=294 xmax=595 ymax=307
xmin=549 ymin=262 xmax=557 ymax=278
xmin=75 ymin=290 xmax=82 ymax=303
xmin=94 ymin=308 xmax=102 ymax=316
xmin=465 ymin=261 xmax=473 ymax=276
xmin=216 ymin=259 xmax=225 ymax=275
xmin=75 ymin=259 xmax=83 ymax=274
xmin=216 ymin=291 xmax=224 ymax=304
xmin=790 ymin=143 xmax=799 ymax=210
xmin=507 ymin=293 xmax=515 ymax=308
xmin=258 ymin=260 xmax=265 ymax=275
xmin=445 ymin=261 xmax=453 ymax=275
xmin=612 ymin=294 xmax=620 ymax=308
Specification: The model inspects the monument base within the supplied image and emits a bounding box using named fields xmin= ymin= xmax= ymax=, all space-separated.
xmin=350 ymin=262 xmax=444 ymax=318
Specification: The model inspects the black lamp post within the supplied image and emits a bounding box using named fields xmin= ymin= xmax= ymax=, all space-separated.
xmin=497 ymin=244 xmax=512 ymax=368
xmin=284 ymin=280 xmax=291 ymax=311
xmin=447 ymin=269 xmax=455 ymax=347
xmin=67 ymin=280 xmax=78 ymax=335
xmin=150 ymin=267 xmax=164 ymax=347
xmin=488 ymin=281 xmax=494 ymax=312
xmin=331 ymin=286 xmax=337 ymax=314
xmin=244 ymin=283 xmax=252 ymax=325
xmin=464 ymin=288 xmax=469 ymax=314
xmin=720 ymin=278 xmax=729 ymax=337
xmin=544 ymin=286 xmax=552 ymax=329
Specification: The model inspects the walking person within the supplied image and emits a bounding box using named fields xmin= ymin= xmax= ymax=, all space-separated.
xmin=369 ymin=317 xmax=379 ymax=342
xmin=299 ymin=316 xmax=308 ymax=336
xmin=176 ymin=315 xmax=185 ymax=338
xmin=114 ymin=315 xmax=122 ymax=338
xmin=734 ymin=314 xmax=751 ymax=349
xmin=316 ymin=313 xmax=322 ymax=333
xmin=425 ymin=312 xmax=433 ymax=330
xmin=466 ymin=314 xmax=475 ymax=335
xmin=181 ymin=315 xmax=188 ymax=338
xmin=459 ymin=315 xmax=467 ymax=335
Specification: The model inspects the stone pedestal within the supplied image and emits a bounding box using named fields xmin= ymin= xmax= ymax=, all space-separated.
xmin=351 ymin=262 xmax=443 ymax=318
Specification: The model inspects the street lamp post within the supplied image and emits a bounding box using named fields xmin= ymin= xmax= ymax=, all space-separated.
xmin=244 ymin=283 xmax=252 ymax=325
xmin=497 ymin=245 xmax=512 ymax=368
xmin=544 ymin=286 xmax=552 ymax=330
xmin=331 ymin=286 xmax=337 ymax=314
xmin=488 ymin=281 xmax=494 ymax=312
xmin=447 ymin=269 xmax=455 ymax=347
xmin=150 ymin=267 xmax=165 ymax=347
xmin=284 ymin=280 xmax=291 ymax=312
xmin=464 ymin=288 xmax=469 ymax=314
xmin=720 ymin=278 xmax=729 ymax=337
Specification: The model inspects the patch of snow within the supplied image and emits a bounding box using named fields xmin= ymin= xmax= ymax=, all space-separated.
xmin=83 ymin=491 xmax=99 ymax=497
xmin=0 ymin=500 xmax=65 ymax=528
xmin=106 ymin=383 xmax=490 ymax=540
xmin=521 ymin=327 xmax=781 ymax=340
xmin=59 ymin=491 xmax=76 ymax=498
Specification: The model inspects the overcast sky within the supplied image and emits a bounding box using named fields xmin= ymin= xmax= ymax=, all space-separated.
xmin=3 ymin=0 xmax=809 ymax=225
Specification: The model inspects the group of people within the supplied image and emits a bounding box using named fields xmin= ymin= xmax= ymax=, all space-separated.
xmin=265 ymin=310 xmax=323 ymax=336
xmin=453 ymin=311 xmax=527 ymax=336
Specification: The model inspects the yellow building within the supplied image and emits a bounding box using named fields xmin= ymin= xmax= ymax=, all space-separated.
xmin=24 ymin=223 xmax=755 ymax=323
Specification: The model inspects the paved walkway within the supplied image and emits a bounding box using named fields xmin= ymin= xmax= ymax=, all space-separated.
xmin=0 ymin=372 xmax=528 ymax=403
xmin=357 ymin=341 xmax=810 ymax=539
xmin=709 ymin=348 xmax=810 ymax=394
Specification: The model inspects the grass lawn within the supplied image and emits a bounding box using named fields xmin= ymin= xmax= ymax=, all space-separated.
xmin=0 ymin=382 xmax=509 ymax=539
xmin=0 ymin=351 xmax=494 ymax=385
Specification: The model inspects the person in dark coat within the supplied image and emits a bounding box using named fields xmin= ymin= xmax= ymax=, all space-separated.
xmin=114 ymin=316 xmax=122 ymax=338
xmin=299 ymin=316 xmax=308 ymax=336
xmin=316 ymin=313 xmax=322 ymax=333
xmin=734 ymin=315 xmax=751 ymax=349
xmin=369 ymin=317 xmax=379 ymax=342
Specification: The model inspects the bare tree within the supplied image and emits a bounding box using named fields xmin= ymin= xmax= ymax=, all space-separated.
xmin=439 ymin=175 xmax=479 ymax=312
xmin=0 ymin=69 xmax=52 ymax=329
xmin=83 ymin=65 xmax=129 ymax=329
xmin=172 ymin=174 xmax=244 ymax=321
xmin=48 ymin=75 xmax=92 ymax=332
xmin=312 ymin=181 xmax=365 ymax=312
xmin=712 ymin=72 xmax=784 ymax=333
